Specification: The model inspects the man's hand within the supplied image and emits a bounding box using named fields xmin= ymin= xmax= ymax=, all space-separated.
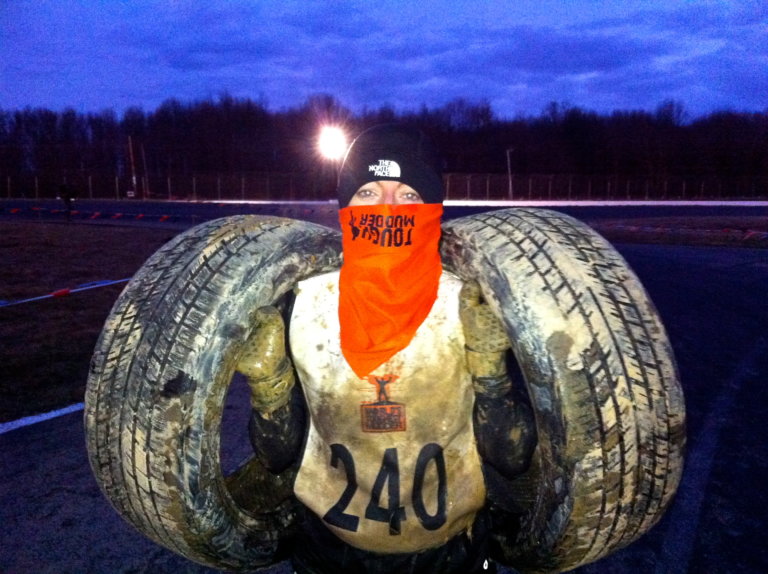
xmin=459 ymin=281 xmax=511 ymax=397
xmin=237 ymin=306 xmax=295 ymax=415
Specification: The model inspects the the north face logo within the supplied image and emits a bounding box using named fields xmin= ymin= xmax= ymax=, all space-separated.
xmin=368 ymin=159 xmax=401 ymax=178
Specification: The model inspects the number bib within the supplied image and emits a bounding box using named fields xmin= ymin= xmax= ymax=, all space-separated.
xmin=290 ymin=271 xmax=486 ymax=554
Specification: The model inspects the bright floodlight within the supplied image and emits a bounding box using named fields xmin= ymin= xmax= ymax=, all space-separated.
xmin=318 ymin=126 xmax=347 ymax=160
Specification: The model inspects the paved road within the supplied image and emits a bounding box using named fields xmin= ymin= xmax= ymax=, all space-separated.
xmin=1 ymin=207 xmax=767 ymax=573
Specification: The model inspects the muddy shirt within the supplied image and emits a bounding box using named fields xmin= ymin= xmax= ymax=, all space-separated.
xmin=290 ymin=270 xmax=486 ymax=554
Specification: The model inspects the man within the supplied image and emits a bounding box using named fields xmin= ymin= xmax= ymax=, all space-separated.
xmin=238 ymin=125 xmax=535 ymax=573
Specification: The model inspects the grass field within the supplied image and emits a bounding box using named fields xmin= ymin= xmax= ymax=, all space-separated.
xmin=1 ymin=214 xmax=765 ymax=423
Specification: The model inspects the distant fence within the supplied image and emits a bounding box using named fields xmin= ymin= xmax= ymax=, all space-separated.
xmin=444 ymin=173 xmax=768 ymax=201
xmin=3 ymin=171 xmax=767 ymax=202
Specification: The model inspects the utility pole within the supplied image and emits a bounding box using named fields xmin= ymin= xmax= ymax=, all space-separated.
xmin=128 ymin=136 xmax=137 ymax=199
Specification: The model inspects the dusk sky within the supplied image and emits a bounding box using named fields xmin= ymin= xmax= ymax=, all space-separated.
xmin=1 ymin=1 xmax=766 ymax=120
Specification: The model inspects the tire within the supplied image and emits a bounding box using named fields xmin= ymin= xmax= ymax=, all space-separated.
xmin=84 ymin=215 xmax=343 ymax=570
xmin=86 ymin=208 xmax=685 ymax=573
xmin=440 ymin=208 xmax=686 ymax=573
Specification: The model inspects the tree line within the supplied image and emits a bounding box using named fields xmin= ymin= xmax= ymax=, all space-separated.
xmin=1 ymin=94 xmax=766 ymax=196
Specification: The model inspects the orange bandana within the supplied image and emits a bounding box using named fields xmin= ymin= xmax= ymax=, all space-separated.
xmin=338 ymin=203 xmax=443 ymax=378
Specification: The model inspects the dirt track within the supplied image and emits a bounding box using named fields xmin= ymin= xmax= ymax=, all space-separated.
xmin=2 ymin=239 xmax=767 ymax=573
xmin=588 ymin=215 xmax=768 ymax=248
xmin=0 ymin=222 xmax=178 ymax=421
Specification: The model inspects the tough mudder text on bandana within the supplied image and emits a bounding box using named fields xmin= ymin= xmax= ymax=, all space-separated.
xmin=338 ymin=203 xmax=443 ymax=378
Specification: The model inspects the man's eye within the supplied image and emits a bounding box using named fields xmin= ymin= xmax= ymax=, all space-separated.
xmin=356 ymin=188 xmax=374 ymax=197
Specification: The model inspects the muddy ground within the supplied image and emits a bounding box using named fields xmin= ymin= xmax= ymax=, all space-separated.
xmin=0 ymin=222 xmax=177 ymax=421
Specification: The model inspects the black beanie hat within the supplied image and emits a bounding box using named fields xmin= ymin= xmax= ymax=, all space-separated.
xmin=337 ymin=124 xmax=444 ymax=207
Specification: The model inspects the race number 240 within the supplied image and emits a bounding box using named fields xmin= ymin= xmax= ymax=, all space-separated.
xmin=322 ymin=442 xmax=447 ymax=535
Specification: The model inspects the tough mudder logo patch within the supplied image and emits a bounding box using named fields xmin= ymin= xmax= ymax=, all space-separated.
xmin=348 ymin=212 xmax=415 ymax=247
xmin=361 ymin=374 xmax=406 ymax=432
xmin=368 ymin=159 xmax=401 ymax=178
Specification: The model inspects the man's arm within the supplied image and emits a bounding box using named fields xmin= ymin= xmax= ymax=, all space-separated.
xmin=460 ymin=282 xmax=536 ymax=478
xmin=248 ymin=384 xmax=305 ymax=473
xmin=238 ymin=306 xmax=305 ymax=473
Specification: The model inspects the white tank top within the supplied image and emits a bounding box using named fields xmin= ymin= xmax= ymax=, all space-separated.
xmin=289 ymin=270 xmax=486 ymax=554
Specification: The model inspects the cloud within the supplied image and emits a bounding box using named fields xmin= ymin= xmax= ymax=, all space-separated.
xmin=0 ymin=0 xmax=765 ymax=117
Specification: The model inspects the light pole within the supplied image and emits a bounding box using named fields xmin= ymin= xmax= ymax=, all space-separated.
xmin=506 ymin=147 xmax=515 ymax=199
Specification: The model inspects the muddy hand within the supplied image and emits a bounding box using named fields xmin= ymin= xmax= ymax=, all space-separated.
xmin=459 ymin=281 xmax=511 ymax=397
xmin=237 ymin=306 xmax=295 ymax=414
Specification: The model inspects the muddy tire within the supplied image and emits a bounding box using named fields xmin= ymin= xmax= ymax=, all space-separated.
xmin=86 ymin=208 xmax=685 ymax=572
xmin=84 ymin=215 xmax=342 ymax=570
xmin=441 ymin=208 xmax=686 ymax=573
